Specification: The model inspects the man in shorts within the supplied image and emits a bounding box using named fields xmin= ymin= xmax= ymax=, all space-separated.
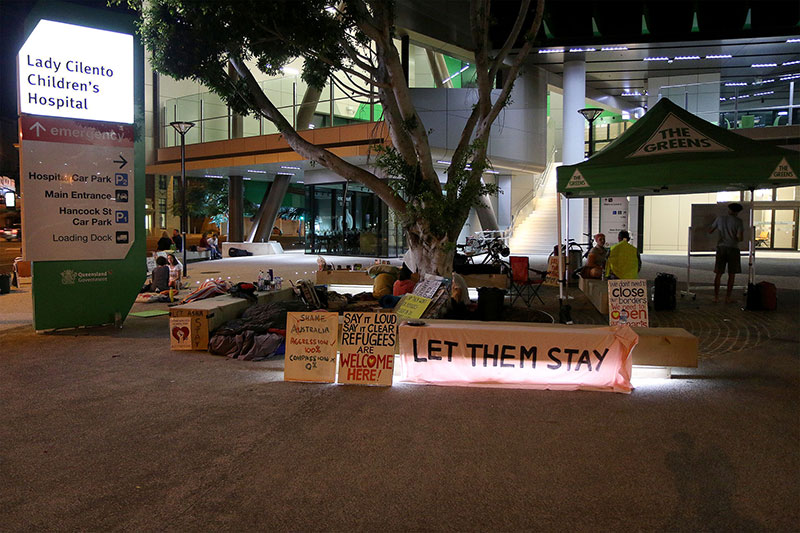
xmin=709 ymin=202 xmax=744 ymax=303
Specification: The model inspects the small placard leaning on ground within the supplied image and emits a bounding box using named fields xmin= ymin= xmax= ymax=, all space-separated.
xmin=607 ymin=279 xmax=649 ymax=327
xmin=284 ymin=312 xmax=339 ymax=383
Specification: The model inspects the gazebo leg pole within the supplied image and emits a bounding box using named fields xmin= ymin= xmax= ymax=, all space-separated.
xmin=748 ymin=188 xmax=755 ymax=286
xmin=556 ymin=193 xmax=564 ymax=301
xmin=556 ymin=193 xmax=572 ymax=324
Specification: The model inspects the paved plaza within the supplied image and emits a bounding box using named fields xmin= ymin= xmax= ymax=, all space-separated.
xmin=1 ymin=252 xmax=798 ymax=531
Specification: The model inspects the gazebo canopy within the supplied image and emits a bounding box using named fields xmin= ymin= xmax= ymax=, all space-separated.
xmin=557 ymin=98 xmax=799 ymax=198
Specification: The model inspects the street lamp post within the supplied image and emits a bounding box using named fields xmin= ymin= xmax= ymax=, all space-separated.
xmin=578 ymin=107 xmax=603 ymax=238
xmin=170 ymin=121 xmax=195 ymax=277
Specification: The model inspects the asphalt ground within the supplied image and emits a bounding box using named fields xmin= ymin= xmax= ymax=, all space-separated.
xmin=1 ymin=252 xmax=798 ymax=531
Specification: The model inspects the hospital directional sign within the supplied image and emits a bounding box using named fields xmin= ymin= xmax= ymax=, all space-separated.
xmin=17 ymin=19 xmax=134 ymax=124
xmin=17 ymin=6 xmax=144 ymax=331
xmin=20 ymin=115 xmax=135 ymax=261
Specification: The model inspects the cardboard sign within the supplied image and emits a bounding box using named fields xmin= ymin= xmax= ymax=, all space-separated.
xmin=544 ymin=256 xmax=560 ymax=287
xmin=399 ymin=322 xmax=639 ymax=393
xmin=394 ymin=294 xmax=432 ymax=320
xmin=608 ymin=279 xmax=649 ymax=327
xmin=284 ymin=312 xmax=339 ymax=383
xmin=413 ymin=279 xmax=442 ymax=299
xmin=338 ymin=312 xmax=397 ymax=386
xmin=169 ymin=317 xmax=192 ymax=350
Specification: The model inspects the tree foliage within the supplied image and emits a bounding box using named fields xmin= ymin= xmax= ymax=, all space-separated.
xmin=125 ymin=0 xmax=545 ymax=275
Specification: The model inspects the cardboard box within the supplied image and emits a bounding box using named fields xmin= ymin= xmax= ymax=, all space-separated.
xmin=169 ymin=288 xmax=294 ymax=351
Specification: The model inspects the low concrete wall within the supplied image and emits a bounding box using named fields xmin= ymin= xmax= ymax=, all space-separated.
xmin=222 ymin=242 xmax=284 ymax=257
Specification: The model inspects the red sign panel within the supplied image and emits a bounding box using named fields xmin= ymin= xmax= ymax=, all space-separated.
xmin=20 ymin=114 xmax=133 ymax=147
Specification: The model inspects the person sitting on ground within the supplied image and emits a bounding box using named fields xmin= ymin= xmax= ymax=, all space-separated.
xmin=166 ymin=253 xmax=183 ymax=289
xmin=708 ymin=202 xmax=744 ymax=303
xmin=581 ymin=233 xmax=608 ymax=279
xmin=156 ymin=231 xmax=173 ymax=251
xmin=149 ymin=256 xmax=171 ymax=292
xmin=605 ymin=230 xmax=641 ymax=279
xmin=393 ymin=266 xmax=416 ymax=297
xmin=172 ymin=229 xmax=183 ymax=252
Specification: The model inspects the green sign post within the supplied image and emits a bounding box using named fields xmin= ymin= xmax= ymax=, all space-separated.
xmin=18 ymin=2 xmax=144 ymax=330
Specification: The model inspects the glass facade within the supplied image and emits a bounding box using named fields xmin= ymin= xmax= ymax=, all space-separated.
xmin=304 ymin=183 xmax=403 ymax=257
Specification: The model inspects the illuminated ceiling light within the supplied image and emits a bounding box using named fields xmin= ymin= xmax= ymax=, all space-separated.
xmin=601 ymin=46 xmax=628 ymax=51
xmin=644 ymin=57 xmax=669 ymax=61
xmin=247 ymin=169 xmax=268 ymax=173
xmin=674 ymin=56 xmax=700 ymax=60
xmin=725 ymin=82 xmax=748 ymax=86
xmin=204 ymin=174 xmax=223 ymax=178
xmin=752 ymin=79 xmax=774 ymax=85
xmin=720 ymin=97 xmax=726 ymax=101
xmin=787 ymin=38 xmax=800 ymax=43
xmin=280 ymin=165 xmax=301 ymax=170
xmin=753 ymin=91 xmax=774 ymax=97
xmin=620 ymin=91 xmax=641 ymax=97
xmin=297 ymin=180 xmax=305 ymax=183
xmin=484 ymin=170 xmax=500 ymax=174
xmin=436 ymin=160 xmax=451 ymax=165
xmin=751 ymin=63 xmax=777 ymax=68
xmin=705 ymin=54 xmax=732 ymax=59
xmin=778 ymin=111 xmax=788 ymax=116
xmin=783 ymin=60 xmax=800 ymax=66
xmin=568 ymin=47 xmax=596 ymax=52
xmin=442 ymin=64 xmax=470 ymax=84
xmin=276 ymin=172 xmax=295 ymax=176
xmin=538 ymin=48 xmax=565 ymax=54
xmin=780 ymin=73 xmax=800 ymax=80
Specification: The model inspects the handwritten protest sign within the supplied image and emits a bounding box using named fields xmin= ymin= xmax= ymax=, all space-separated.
xmin=394 ymin=294 xmax=431 ymax=320
xmin=338 ymin=312 xmax=397 ymax=386
xmin=399 ymin=322 xmax=639 ymax=393
xmin=413 ymin=279 xmax=442 ymax=299
xmin=284 ymin=312 xmax=339 ymax=382
xmin=608 ymin=279 xmax=649 ymax=327
xmin=544 ymin=256 xmax=560 ymax=287
xmin=169 ymin=316 xmax=192 ymax=350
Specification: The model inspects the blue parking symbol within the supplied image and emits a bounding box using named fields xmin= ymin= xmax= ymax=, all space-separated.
xmin=115 ymin=173 xmax=128 ymax=186
xmin=115 ymin=210 xmax=129 ymax=224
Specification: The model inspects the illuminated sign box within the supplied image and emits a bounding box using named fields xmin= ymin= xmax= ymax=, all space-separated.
xmin=18 ymin=19 xmax=133 ymax=124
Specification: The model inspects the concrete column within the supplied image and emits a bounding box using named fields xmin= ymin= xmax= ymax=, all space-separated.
xmin=562 ymin=57 xmax=586 ymax=242
xmin=247 ymin=174 xmax=292 ymax=242
xmin=228 ymin=176 xmax=244 ymax=242
xmin=497 ymin=174 xmax=512 ymax=229
xmin=475 ymin=177 xmax=499 ymax=232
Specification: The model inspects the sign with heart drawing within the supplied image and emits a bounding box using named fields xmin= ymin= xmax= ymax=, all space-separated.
xmin=170 ymin=317 xmax=192 ymax=350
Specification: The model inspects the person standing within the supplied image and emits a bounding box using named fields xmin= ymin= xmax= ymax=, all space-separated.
xmin=605 ymin=230 xmax=641 ymax=279
xmin=708 ymin=202 xmax=744 ymax=303
xmin=172 ymin=229 xmax=183 ymax=252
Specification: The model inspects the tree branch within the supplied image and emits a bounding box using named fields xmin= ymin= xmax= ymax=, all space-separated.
xmin=229 ymin=55 xmax=406 ymax=214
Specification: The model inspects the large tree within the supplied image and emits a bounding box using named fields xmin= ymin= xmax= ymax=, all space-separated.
xmin=130 ymin=0 xmax=544 ymax=276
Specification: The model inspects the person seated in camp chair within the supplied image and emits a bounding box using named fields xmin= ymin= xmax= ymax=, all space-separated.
xmin=605 ymin=231 xmax=641 ymax=280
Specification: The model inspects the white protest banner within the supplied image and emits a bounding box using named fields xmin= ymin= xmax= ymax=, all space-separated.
xmin=608 ymin=279 xmax=649 ymax=327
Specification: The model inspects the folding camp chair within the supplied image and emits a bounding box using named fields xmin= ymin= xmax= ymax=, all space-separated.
xmin=508 ymin=256 xmax=545 ymax=306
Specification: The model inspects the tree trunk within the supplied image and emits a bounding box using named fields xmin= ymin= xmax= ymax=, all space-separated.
xmin=406 ymin=220 xmax=455 ymax=278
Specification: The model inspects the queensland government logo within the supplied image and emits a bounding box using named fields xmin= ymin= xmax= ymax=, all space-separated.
xmin=59 ymin=269 xmax=110 ymax=285
xmin=60 ymin=269 xmax=77 ymax=285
